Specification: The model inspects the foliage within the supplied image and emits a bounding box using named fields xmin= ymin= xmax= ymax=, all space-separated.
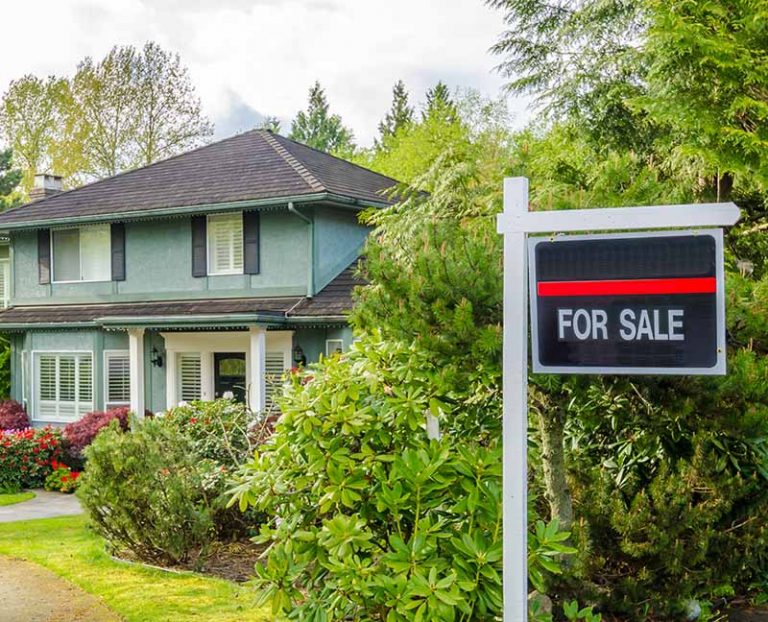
xmin=640 ymin=0 xmax=768 ymax=190
xmin=0 ymin=149 xmax=22 ymax=209
xmin=0 ymin=399 xmax=29 ymax=431
xmin=0 ymin=515 xmax=271 ymax=622
xmin=0 ymin=427 xmax=62 ymax=492
xmin=289 ymin=81 xmax=355 ymax=156
xmin=78 ymin=401 xmax=256 ymax=565
xmin=230 ymin=335 xmax=573 ymax=620
xmin=1 ymin=42 xmax=212 ymax=187
xmin=44 ymin=460 xmax=81 ymax=494
xmin=0 ymin=74 xmax=72 ymax=191
xmin=376 ymin=80 xmax=414 ymax=146
xmin=160 ymin=400 xmax=259 ymax=470
xmin=61 ymin=406 xmax=131 ymax=463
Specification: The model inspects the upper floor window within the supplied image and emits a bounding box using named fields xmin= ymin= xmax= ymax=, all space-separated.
xmin=52 ymin=224 xmax=111 ymax=283
xmin=207 ymin=213 xmax=243 ymax=275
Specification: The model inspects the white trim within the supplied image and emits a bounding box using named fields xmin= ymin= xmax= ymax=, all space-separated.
xmin=0 ymin=258 xmax=9 ymax=308
xmin=31 ymin=349 xmax=94 ymax=423
xmin=103 ymin=349 xmax=130 ymax=409
xmin=128 ymin=329 xmax=145 ymax=417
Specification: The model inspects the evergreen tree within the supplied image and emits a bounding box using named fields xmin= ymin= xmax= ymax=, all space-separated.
xmin=258 ymin=116 xmax=282 ymax=133
xmin=289 ymin=81 xmax=354 ymax=155
xmin=423 ymin=81 xmax=458 ymax=122
xmin=376 ymin=80 xmax=414 ymax=144
xmin=0 ymin=149 xmax=21 ymax=210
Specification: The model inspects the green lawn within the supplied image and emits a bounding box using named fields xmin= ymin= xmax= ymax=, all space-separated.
xmin=0 ymin=491 xmax=35 ymax=506
xmin=0 ymin=515 xmax=271 ymax=622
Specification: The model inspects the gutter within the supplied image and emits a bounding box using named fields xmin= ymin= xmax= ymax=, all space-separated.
xmin=288 ymin=202 xmax=314 ymax=298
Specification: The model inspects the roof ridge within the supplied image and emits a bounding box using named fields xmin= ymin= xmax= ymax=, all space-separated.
xmin=259 ymin=130 xmax=326 ymax=193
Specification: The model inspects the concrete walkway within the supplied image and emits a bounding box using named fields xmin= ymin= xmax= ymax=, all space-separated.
xmin=0 ymin=556 xmax=120 ymax=621
xmin=0 ymin=490 xmax=82 ymax=523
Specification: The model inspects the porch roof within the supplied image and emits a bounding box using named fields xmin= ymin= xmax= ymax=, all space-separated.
xmin=0 ymin=265 xmax=364 ymax=330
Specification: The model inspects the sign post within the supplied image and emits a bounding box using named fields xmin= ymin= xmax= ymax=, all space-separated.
xmin=497 ymin=177 xmax=741 ymax=622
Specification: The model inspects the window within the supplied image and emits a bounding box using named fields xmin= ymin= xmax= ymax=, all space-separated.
xmin=325 ymin=339 xmax=344 ymax=357
xmin=207 ymin=213 xmax=243 ymax=275
xmin=265 ymin=351 xmax=287 ymax=412
xmin=35 ymin=352 xmax=93 ymax=421
xmin=0 ymin=258 xmax=9 ymax=308
xmin=178 ymin=353 xmax=202 ymax=402
xmin=104 ymin=351 xmax=130 ymax=409
xmin=52 ymin=225 xmax=111 ymax=282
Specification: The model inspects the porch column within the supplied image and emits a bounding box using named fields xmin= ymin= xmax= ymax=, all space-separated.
xmin=128 ymin=328 xmax=145 ymax=418
xmin=249 ymin=326 xmax=266 ymax=412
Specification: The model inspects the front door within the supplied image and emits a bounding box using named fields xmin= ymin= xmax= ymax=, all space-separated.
xmin=214 ymin=353 xmax=246 ymax=403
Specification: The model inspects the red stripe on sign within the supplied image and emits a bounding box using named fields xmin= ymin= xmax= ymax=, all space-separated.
xmin=537 ymin=277 xmax=717 ymax=297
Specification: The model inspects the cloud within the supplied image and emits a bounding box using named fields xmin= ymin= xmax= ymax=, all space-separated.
xmin=0 ymin=0 xmax=528 ymax=147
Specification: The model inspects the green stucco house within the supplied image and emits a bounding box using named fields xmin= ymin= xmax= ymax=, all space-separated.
xmin=0 ymin=129 xmax=397 ymax=423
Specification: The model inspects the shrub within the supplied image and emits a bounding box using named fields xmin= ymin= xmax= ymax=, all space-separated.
xmin=0 ymin=400 xmax=29 ymax=431
xmin=78 ymin=400 xmax=257 ymax=566
xmin=229 ymin=335 xmax=571 ymax=620
xmin=0 ymin=427 xmax=63 ymax=492
xmin=61 ymin=407 xmax=134 ymax=463
xmin=44 ymin=460 xmax=81 ymax=494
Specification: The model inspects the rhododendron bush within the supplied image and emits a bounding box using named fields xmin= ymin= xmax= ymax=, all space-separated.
xmin=0 ymin=427 xmax=63 ymax=492
xmin=0 ymin=400 xmax=29 ymax=431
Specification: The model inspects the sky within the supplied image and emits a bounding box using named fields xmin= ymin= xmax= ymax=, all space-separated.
xmin=0 ymin=0 xmax=530 ymax=146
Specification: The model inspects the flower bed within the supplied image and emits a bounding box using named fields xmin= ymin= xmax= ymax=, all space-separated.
xmin=0 ymin=427 xmax=63 ymax=492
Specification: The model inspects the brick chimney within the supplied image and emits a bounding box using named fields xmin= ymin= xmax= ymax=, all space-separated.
xmin=29 ymin=174 xmax=63 ymax=202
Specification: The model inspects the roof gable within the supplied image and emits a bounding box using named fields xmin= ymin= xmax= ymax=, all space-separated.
xmin=0 ymin=130 xmax=398 ymax=228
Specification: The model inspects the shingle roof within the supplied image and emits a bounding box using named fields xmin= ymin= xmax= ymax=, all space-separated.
xmin=0 ymin=261 xmax=363 ymax=328
xmin=0 ymin=130 xmax=398 ymax=228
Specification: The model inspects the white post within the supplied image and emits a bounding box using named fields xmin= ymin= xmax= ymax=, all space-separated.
xmin=128 ymin=328 xmax=145 ymax=418
xmin=249 ymin=326 xmax=267 ymax=412
xmin=501 ymin=178 xmax=529 ymax=622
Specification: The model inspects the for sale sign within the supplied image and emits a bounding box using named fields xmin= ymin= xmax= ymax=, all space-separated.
xmin=528 ymin=230 xmax=725 ymax=375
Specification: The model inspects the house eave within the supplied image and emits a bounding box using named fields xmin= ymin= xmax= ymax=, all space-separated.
xmin=0 ymin=192 xmax=390 ymax=232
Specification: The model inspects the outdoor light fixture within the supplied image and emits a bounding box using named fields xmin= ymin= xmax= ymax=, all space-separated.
xmin=151 ymin=347 xmax=164 ymax=368
xmin=292 ymin=345 xmax=306 ymax=366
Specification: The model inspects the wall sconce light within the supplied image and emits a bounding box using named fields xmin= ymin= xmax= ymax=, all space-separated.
xmin=151 ymin=347 xmax=164 ymax=368
xmin=292 ymin=345 xmax=306 ymax=366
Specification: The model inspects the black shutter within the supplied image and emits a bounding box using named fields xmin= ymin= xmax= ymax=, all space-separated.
xmin=243 ymin=211 xmax=260 ymax=275
xmin=191 ymin=215 xmax=207 ymax=277
xmin=111 ymin=223 xmax=126 ymax=281
xmin=38 ymin=229 xmax=51 ymax=284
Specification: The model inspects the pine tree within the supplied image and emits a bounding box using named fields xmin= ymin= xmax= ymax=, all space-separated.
xmin=377 ymin=80 xmax=414 ymax=144
xmin=289 ymin=81 xmax=354 ymax=155
xmin=423 ymin=81 xmax=457 ymax=122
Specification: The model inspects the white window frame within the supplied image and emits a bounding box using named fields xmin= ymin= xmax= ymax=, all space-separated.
xmin=325 ymin=339 xmax=344 ymax=357
xmin=51 ymin=224 xmax=112 ymax=284
xmin=32 ymin=351 xmax=94 ymax=423
xmin=0 ymin=258 xmax=9 ymax=308
xmin=207 ymin=213 xmax=244 ymax=276
xmin=103 ymin=350 xmax=130 ymax=410
xmin=177 ymin=352 xmax=203 ymax=403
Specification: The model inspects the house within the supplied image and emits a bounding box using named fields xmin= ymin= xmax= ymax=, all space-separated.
xmin=0 ymin=129 xmax=397 ymax=424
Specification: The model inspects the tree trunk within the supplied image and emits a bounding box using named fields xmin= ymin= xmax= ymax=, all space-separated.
xmin=536 ymin=406 xmax=573 ymax=531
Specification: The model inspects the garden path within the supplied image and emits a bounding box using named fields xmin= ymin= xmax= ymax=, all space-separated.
xmin=0 ymin=556 xmax=120 ymax=621
xmin=0 ymin=490 xmax=82 ymax=523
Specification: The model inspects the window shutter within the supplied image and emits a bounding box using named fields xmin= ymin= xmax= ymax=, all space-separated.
xmin=111 ymin=223 xmax=126 ymax=281
xmin=38 ymin=229 xmax=51 ymax=284
xmin=243 ymin=211 xmax=260 ymax=274
xmin=178 ymin=354 xmax=202 ymax=402
xmin=106 ymin=353 xmax=130 ymax=407
xmin=264 ymin=351 xmax=287 ymax=412
xmin=191 ymin=216 xmax=207 ymax=277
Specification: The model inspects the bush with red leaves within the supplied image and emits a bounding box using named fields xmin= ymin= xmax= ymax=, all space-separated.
xmin=0 ymin=400 xmax=29 ymax=431
xmin=62 ymin=407 xmax=132 ymax=462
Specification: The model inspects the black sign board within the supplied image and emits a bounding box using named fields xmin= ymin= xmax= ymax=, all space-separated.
xmin=528 ymin=230 xmax=725 ymax=375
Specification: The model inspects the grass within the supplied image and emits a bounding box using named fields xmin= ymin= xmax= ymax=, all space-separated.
xmin=0 ymin=515 xmax=271 ymax=622
xmin=0 ymin=491 xmax=35 ymax=506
